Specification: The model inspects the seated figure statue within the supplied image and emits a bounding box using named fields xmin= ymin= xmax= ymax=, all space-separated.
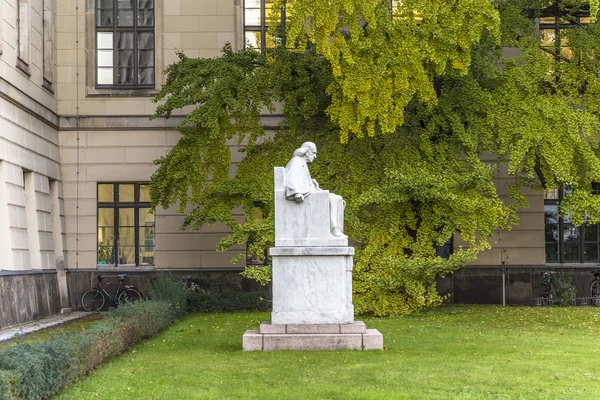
xmin=284 ymin=142 xmax=346 ymax=237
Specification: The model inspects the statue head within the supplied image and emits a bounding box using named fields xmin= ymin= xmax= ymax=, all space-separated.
xmin=293 ymin=142 xmax=317 ymax=163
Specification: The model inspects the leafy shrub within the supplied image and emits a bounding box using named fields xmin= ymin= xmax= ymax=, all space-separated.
xmin=0 ymin=370 xmax=21 ymax=400
xmin=146 ymin=272 xmax=189 ymax=318
xmin=551 ymin=270 xmax=577 ymax=306
xmin=0 ymin=300 xmax=176 ymax=400
xmin=187 ymin=283 xmax=269 ymax=312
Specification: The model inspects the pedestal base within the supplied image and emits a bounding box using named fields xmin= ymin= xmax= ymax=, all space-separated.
xmin=242 ymin=321 xmax=383 ymax=351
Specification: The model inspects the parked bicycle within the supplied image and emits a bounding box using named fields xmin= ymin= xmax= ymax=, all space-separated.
xmin=182 ymin=275 xmax=203 ymax=293
xmin=81 ymin=274 xmax=142 ymax=312
xmin=540 ymin=270 xmax=554 ymax=306
xmin=590 ymin=270 xmax=600 ymax=306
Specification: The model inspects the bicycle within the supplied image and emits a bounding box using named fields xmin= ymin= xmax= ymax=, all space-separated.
xmin=182 ymin=275 xmax=203 ymax=293
xmin=540 ymin=270 xmax=554 ymax=306
xmin=590 ymin=270 xmax=600 ymax=306
xmin=80 ymin=274 xmax=142 ymax=312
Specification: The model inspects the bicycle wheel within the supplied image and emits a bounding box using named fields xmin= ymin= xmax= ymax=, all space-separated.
xmin=590 ymin=281 xmax=600 ymax=306
xmin=81 ymin=289 xmax=105 ymax=312
xmin=118 ymin=288 xmax=142 ymax=305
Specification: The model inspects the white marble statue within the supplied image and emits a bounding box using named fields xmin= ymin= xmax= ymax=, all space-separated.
xmin=284 ymin=142 xmax=346 ymax=237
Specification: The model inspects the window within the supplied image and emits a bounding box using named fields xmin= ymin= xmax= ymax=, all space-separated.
xmin=539 ymin=10 xmax=591 ymax=61
xmin=97 ymin=183 xmax=155 ymax=267
xmin=544 ymin=185 xmax=600 ymax=263
xmin=17 ymin=0 xmax=31 ymax=72
xmin=243 ymin=0 xmax=287 ymax=50
xmin=95 ymin=0 xmax=154 ymax=87
xmin=43 ymin=0 xmax=55 ymax=90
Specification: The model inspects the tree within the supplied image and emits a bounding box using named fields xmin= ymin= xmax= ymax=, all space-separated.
xmin=150 ymin=0 xmax=600 ymax=316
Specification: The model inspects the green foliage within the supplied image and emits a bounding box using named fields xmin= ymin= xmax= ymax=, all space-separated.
xmin=0 ymin=300 xmax=177 ymax=400
xmin=146 ymin=272 xmax=189 ymax=318
xmin=186 ymin=284 xmax=270 ymax=313
xmin=551 ymin=270 xmax=577 ymax=306
xmin=150 ymin=1 xmax=600 ymax=316
xmin=240 ymin=266 xmax=272 ymax=286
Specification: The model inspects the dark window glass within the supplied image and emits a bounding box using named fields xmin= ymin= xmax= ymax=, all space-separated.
xmin=96 ymin=0 xmax=154 ymax=87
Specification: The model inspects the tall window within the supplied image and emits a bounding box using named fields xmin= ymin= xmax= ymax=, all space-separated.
xmin=17 ymin=0 xmax=31 ymax=69
xmin=243 ymin=0 xmax=287 ymax=50
xmin=97 ymin=183 xmax=155 ymax=267
xmin=43 ymin=0 xmax=55 ymax=90
xmin=95 ymin=0 xmax=154 ymax=87
xmin=544 ymin=185 xmax=600 ymax=263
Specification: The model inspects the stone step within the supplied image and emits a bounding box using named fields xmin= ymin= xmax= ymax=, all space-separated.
xmin=260 ymin=321 xmax=367 ymax=334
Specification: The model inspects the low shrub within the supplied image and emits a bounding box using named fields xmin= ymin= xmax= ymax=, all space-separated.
xmin=187 ymin=283 xmax=270 ymax=312
xmin=146 ymin=272 xmax=189 ymax=318
xmin=0 ymin=300 xmax=175 ymax=400
xmin=551 ymin=270 xmax=577 ymax=306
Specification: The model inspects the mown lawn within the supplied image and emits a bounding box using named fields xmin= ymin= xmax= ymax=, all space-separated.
xmin=55 ymin=305 xmax=600 ymax=399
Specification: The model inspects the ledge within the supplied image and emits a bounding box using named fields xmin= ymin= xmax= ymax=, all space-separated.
xmin=270 ymin=246 xmax=355 ymax=256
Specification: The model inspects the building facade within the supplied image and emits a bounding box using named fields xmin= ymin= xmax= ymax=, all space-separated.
xmin=0 ymin=0 xmax=596 ymax=328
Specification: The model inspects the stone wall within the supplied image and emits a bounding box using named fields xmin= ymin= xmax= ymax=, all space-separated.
xmin=0 ymin=271 xmax=61 ymax=328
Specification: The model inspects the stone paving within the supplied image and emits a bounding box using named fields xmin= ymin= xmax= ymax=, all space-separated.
xmin=0 ymin=312 xmax=94 ymax=343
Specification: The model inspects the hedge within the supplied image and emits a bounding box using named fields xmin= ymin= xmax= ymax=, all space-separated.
xmin=0 ymin=300 xmax=176 ymax=400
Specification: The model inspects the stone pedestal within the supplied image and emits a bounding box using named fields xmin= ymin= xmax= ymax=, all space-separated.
xmin=243 ymin=322 xmax=383 ymax=351
xmin=242 ymin=163 xmax=383 ymax=351
xmin=271 ymin=246 xmax=354 ymax=324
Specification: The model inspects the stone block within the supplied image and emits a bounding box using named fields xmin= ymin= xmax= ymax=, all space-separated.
xmin=286 ymin=324 xmax=341 ymax=334
xmin=242 ymin=330 xmax=263 ymax=351
xmin=259 ymin=322 xmax=286 ymax=334
xmin=340 ymin=321 xmax=367 ymax=334
xmin=263 ymin=333 xmax=363 ymax=351
xmin=363 ymin=329 xmax=384 ymax=350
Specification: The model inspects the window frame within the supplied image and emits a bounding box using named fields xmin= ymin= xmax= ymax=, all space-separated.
xmin=544 ymin=186 xmax=600 ymax=264
xmin=242 ymin=0 xmax=287 ymax=51
xmin=16 ymin=0 xmax=31 ymax=75
xmin=85 ymin=0 xmax=162 ymax=97
xmin=97 ymin=183 xmax=155 ymax=268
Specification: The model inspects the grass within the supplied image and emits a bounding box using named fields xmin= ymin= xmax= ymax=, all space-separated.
xmin=55 ymin=305 xmax=600 ymax=399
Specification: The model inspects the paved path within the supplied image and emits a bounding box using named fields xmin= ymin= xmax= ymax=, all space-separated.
xmin=0 ymin=312 xmax=94 ymax=343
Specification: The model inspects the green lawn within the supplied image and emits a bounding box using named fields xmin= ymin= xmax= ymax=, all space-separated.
xmin=55 ymin=305 xmax=600 ymax=399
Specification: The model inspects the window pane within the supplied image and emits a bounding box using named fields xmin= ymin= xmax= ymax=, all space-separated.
xmin=98 ymin=227 xmax=115 ymax=246
xmin=138 ymin=32 xmax=154 ymax=50
xmin=118 ymin=0 xmax=134 ymax=9
xmin=97 ymin=10 xmax=114 ymax=27
xmin=245 ymin=31 xmax=261 ymax=49
xmin=138 ymin=10 xmax=154 ymax=26
xmin=98 ymin=184 xmax=115 ymax=202
xmin=544 ymin=205 xmax=558 ymax=224
xmin=545 ymin=224 xmax=558 ymax=243
xmin=546 ymin=243 xmax=559 ymax=262
xmin=245 ymin=9 xmax=261 ymax=26
xmin=119 ymin=227 xmax=135 ymax=245
xmin=118 ymin=50 xmax=134 ymax=67
xmin=98 ymin=208 xmax=115 ymax=227
xmin=119 ymin=208 xmax=135 ymax=226
xmin=97 ymin=32 xmax=113 ymax=49
xmin=139 ymin=208 xmax=154 ymax=225
xmin=118 ymin=10 xmax=134 ymax=26
xmin=140 ymin=185 xmax=151 ymax=202
xmin=98 ymin=68 xmax=114 ymax=85
xmin=120 ymin=246 xmax=135 ymax=265
xmin=585 ymin=243 xmax=599 ymax=262
xmin=98 ymin=0 xmax=113 ymax=8
xmin=138 ymin=50 xmax=154 ymax=67
xmin=585 ymin=223 xmax=598 ymax=242
xmin=97 ymin=50 xmax=114 ymax=67
xmin=139 ymin=247 xmax=154 ymax=266
xmin=540 ymin=29 xmax=555 ymax=47
xmin=98 ymin=245 xmax=114 ymax=264
xmin=119 ymin=184 xmax=135 ymax=202
xmin=245 ymin=0 xmax=260 ymax=7
xmin=118 ymin=68 xmax=135 ymax=84
xmin=138 ymin=0 xmax=153 ymax=8
xmin=118 ymin=32 xmax=134 ymax=49
xmin=564 ymin=243 xmax=579 ymax=262
xmin=138 ymin=68 xmax=154 ymax=85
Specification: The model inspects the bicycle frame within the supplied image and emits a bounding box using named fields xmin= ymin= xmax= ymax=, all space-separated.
xmin=95 ymin=279 xmax=126 ymax=304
